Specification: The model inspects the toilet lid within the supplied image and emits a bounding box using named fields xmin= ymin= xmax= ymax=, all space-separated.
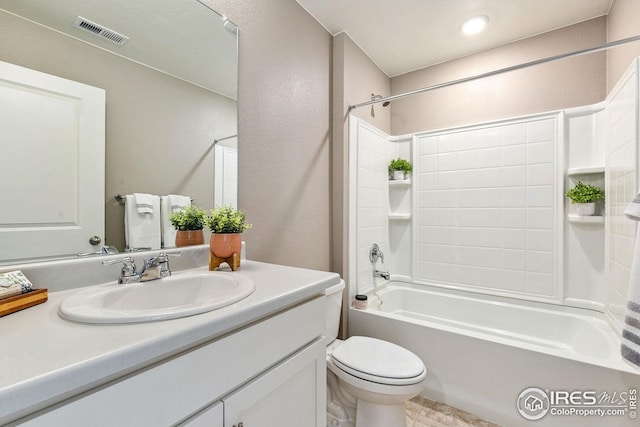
xmin=331 ymin=336 xmax=425 ymax=385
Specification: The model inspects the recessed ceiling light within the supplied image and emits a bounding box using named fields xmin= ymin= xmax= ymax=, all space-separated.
xmin=461 ymin=15 xmax=489 ymax=35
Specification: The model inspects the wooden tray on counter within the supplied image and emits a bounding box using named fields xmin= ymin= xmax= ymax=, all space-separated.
xmin=0 ymin=289 xmax=48 ymax=317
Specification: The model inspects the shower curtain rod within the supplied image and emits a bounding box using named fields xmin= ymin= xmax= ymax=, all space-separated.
xmin=213 ymin=134 xmax=238 ymax=144
xmin=348 ymin=34 xmax=640 ymax=111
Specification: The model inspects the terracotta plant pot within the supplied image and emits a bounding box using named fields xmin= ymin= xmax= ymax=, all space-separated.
xmin=210 ymin=233 xmax=242 ymax=258
xmin=175 ymin=229 xmax=205 ymax=247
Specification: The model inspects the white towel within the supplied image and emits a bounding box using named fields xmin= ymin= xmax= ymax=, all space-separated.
xmin=125 ymin=194 xmax=161 ymax=250
xmin=168 ymin=195 xmax=192 ymax=213
xmin=622 ymin=196 xmax=640 ymax=370
xmin=133 ymin=192 xmax=155 ymax=214
xmin=160 ymin=195 xmax=191 ymax=248
xmin=625 ymin=193 xmax=640 ymax=221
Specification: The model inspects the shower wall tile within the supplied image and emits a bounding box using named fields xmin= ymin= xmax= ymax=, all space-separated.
xmin=501 ymin=165 xmax=527 ymax=186
xmin=501 ymin=208 xmax=527 ymax=228
xmin=415 ymin=116 xmax=558 ymax=299
xmin=502 ymin=145 xmax=527 ymax=166
xmin=527 ymin=120 xmax=556 ymax=142
xmin=502 ymin=123 xmax=527 ymax=145
xmin=605 ymin=64 xmax=638 ymax=327
xmin=356 ymin=124 xmax=392 ymax=288
xmin=527 ymin=142 xmax=555 ymax=164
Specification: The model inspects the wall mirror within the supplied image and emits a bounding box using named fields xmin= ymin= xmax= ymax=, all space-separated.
xmin=0 ymin=0 xmax=238 ymax=264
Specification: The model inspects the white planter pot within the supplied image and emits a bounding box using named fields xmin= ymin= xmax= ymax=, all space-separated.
xmin=575 ymin=203 xmax=596 ymax=216
xmin=392 ymin=170 xmax=405 ymax=180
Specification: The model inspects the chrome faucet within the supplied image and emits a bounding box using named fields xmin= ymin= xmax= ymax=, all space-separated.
xmin=369 ymin=243 xmax=390 ymax=281
xmin=374 ymin=269 xmax=391 ymax=280
xmin=103 ymin=252 xmax=180 ymax=284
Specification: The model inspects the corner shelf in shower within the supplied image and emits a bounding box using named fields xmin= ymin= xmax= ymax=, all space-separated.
xmin=567 ymin=214 xmax=604 ymax=224
xmin=388 ymin=179 xmax=411 ymax=187
xmin=566 ymin=166 xmax=605 ymax=224
xmin=389 ymin=213 xmax=412 ymax=220
xmin=566 ymin=166 xmax=605 ymax=176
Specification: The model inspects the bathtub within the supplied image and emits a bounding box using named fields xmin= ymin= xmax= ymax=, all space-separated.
xmin=349 ymin=281 xmax=640 ymax=427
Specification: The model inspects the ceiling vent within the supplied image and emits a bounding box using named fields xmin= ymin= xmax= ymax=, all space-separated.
xmin=73 ymin=16 xmax=129 ymax=46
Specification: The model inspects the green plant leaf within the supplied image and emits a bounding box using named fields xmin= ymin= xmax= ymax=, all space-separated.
xmin=204 ymin=205 xmax=251 ymax=233
xmin=168 ymin=205 xmax=206 ymax=231
xmin=388 ymin=158 xmax=413 ymax=173
xmin=565 ymin=181 xmax=604 ymax=204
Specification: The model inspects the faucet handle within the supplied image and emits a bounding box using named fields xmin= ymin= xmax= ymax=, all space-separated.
xmin=103 ymin=256 xmax=139 ymax=284
xmin=157 ymin=251 xmax=182 ymax=262
xmin=369 ymin=243 xmax=384 ymax=264
xmin=156 ymin=251 xmax=181 ymax=278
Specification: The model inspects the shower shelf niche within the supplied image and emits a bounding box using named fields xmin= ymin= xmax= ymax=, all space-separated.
xmin=389 ymin=213 xmax=411 ymax=220
xmin=565 ymin=165 xmax=605 ymax=223
xmin=388 ymin=179 xmax=411 ymax=187
xmin=566 ymin=166 xmax=605 ymax=176
xmin=567 ymin=214 xmax=604 ymax=224
xmin=388 ymin=177 xmax=411 ymax=220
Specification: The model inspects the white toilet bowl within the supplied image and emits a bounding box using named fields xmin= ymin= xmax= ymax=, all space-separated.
xmin=324 ymin=282 xmax=427 ymax=427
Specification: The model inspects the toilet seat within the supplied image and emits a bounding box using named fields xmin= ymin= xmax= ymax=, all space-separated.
xmin=331 ymin=336 xmax=426 ymax=386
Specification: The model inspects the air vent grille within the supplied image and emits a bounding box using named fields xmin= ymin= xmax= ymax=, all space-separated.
xmin=73 ymin=16 xmax=129 ymax=46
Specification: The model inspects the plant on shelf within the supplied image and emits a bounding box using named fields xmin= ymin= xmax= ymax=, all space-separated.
xmin=565 ymin=181 xmax=604 ymax=216
xmin=204 ymin=205 xmax=251 ymax=271
xmin=168 ymin=205 xmax=207 ymax=247
xmin=388 ymin=158 xmax=413 ymax=180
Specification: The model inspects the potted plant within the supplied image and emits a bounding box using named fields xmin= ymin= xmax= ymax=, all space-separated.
xmin=388 ymin=158 xmax=413 ymax=180
xmin=168 ymin=205 xmax=206 ymax=247
xmin=204 ymin=205 xmax=251 ymax=264
xmin=565 ymin=181 xmax=604 ymax=216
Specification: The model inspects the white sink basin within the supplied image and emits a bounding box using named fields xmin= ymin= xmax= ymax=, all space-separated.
xmin=59 ymin=271 xmax=255 ymax=324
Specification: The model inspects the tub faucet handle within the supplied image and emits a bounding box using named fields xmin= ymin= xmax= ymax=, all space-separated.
xmin=369 ymin=243 xmax=384 ymax=264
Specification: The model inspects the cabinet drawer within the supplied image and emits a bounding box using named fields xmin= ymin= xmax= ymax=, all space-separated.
xmin=16 ymin=296 xmax=325 ymax=426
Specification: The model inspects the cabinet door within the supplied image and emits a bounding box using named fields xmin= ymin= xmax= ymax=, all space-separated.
xmin=223 ymin=339 xmax=326 ymax=427
xmin=180 ymin=401 xmax=223 ymax=427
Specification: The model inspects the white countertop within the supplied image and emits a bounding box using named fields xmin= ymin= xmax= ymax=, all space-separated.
xmin=0 ymin=260 xmax=341 ymax=424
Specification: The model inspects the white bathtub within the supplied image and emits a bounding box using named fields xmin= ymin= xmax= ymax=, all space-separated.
xmin=349 ymin=281 xmax=640 ymax=427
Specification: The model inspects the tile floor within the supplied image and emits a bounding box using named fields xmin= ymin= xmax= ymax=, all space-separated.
xmin=405 ymin=396 xmax=501 ymax=427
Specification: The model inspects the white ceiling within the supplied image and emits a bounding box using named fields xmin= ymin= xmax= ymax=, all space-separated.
xmin=0 ymin=0 xmax=238 ymax=99
xmin=296 ymin=0 xmax=613 ymax=77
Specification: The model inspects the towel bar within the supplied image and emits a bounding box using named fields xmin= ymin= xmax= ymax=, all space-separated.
xmin=115 ymin=194 xmax=194 ymax=204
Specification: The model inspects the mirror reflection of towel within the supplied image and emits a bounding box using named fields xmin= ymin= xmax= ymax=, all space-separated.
xmin=125 ymin=194 xmax=161 ymax=250
xmin=133 ymin=192 xmax=154 ymax=214
xmin=160 ymin=195 xmax=191 ymax=248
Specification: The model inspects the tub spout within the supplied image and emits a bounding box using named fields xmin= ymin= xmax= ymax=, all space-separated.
xmin=374 ymin=269 xmax=390 ymax=280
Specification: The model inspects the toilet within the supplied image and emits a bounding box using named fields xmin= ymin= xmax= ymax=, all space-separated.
xmin=324 ymin=281 xmax=427 ymax=427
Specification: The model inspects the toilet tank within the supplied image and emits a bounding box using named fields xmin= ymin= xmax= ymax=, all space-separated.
xmin=324 ymin=280 xmax=345 ymax=342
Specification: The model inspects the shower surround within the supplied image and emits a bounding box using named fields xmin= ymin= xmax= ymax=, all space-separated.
xmin=347 ymin=59 xmax=640 ymax=426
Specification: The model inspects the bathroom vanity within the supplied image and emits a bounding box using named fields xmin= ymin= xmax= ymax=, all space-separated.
xmin=0 ymin=252 xmax=340 ymax=426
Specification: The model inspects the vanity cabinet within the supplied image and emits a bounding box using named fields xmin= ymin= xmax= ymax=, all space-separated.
xmin=12 ymin=297 xmax=326 ymax=427
xmin=180 ymin=402 xmax=224 ymax=427
xmin=222 ymin=341 xmax=325 ymax=427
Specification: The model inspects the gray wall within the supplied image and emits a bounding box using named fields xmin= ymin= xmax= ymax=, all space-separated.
xmin=203 ymin=0 xmax=333 ymax=271
xmin=607 ymin=0 xmax=640 ymax=92
xmin=0 ymin=9 xmax=237 ymax=252
xmin=390 ymin=17 xmax=607 ymax=134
